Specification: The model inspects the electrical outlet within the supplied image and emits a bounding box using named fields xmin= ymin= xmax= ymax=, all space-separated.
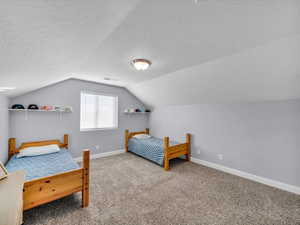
xmin=197 ymin=149 xmax=201 ymax=154
xmin=218 ymin=154 xmax=223 ymax=160
xmin=95 ymin=145 xmax=100 ymax=150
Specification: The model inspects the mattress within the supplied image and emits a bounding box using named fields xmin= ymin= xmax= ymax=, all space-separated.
xmin=5 ymin=150 xmax=79 ymax=181
xmin=128 ymin=137 xmax=178 ymax=166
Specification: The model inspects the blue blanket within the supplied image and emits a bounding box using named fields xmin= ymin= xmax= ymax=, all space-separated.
xmin=128 ymin=137 xmax=178 ymax=166
xmin=5 ymin=150 xmax=79 ymax=181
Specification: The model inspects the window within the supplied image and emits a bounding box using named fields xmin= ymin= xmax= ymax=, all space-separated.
xmin=80 ymin=91 xmax=118 ymax=131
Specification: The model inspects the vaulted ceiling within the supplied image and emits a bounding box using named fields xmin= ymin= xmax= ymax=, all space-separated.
xmin=1 ymin=0 xmax=300 ymax=107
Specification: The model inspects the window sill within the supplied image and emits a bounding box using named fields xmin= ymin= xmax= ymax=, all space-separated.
xmin=80 ymin=127 xmax=118 ymax=132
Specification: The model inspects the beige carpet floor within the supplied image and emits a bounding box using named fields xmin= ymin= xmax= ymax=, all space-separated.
xmin=24 ymin=153 xmax=300 ymax=225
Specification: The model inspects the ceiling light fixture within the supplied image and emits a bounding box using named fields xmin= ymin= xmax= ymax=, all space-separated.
xmin=131 ymin=59 xmax=152 ymax=71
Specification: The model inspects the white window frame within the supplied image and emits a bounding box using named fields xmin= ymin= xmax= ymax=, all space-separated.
xmin=80 ymin=91 xmax=118 ymax=132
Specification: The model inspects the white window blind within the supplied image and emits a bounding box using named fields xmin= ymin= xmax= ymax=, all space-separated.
xmin=80 ymin=91 xmax=118 ymax=131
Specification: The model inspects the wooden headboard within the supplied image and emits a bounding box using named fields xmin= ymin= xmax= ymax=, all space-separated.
xmin=8 ymin=134 xmax=69 ymax=159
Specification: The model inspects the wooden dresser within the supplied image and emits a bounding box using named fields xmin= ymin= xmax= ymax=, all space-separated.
xmin=0 ymin=171 xmax=25 ymax=225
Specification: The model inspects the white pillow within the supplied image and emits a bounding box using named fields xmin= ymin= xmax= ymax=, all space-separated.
xmin=16 ymin=144 xmax=60 ymax=158
xmin=133 ymin=134 xmax=151 ymax=139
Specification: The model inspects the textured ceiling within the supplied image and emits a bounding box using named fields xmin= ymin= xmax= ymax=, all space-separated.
xmin=0 ymin=0 xmax=141 ymax=94
xmin=1 ymin=0 xmax=300 ymax=106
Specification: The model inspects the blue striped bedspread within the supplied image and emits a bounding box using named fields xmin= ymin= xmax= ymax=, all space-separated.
xmin=5 ymin=150 xmax=79 ymax=181
xmin=128 ymin=137 xmax=178 ymax=166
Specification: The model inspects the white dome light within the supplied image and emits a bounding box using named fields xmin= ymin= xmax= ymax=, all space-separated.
xmin=131 ymin=59 xmax=152 ymax=71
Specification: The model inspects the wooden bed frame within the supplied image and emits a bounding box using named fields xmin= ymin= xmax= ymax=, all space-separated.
xmin=8 ymin=134 xmax=90 ymax=211
xmin=125 ymin=129 xmax=191 ymax=171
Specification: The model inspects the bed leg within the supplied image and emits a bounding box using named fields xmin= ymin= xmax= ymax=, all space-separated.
xmin=186 ymin=133 xmax=191 ymax=161
xmin=125 ymin=129 xmax=129 ymax=152
xmin=164 ymin=158 xmax=170 ymax=171
xmin=163 ymin=137 xmax=170 ymax=171
xmin=82 ymin=149 xmax=90 ymax=208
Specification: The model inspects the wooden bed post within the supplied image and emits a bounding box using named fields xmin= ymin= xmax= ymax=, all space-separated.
xmin=145 ymin=128 xmax=150 ymax=134
xmin=186 ymin=133 xmax=191 ymax=161
xmin=125 ymin=129 xmax=129 ymax=152
xmin=82 ymin=149 xmax=90 ymax=208
xmin=163 ymin=137 xmax=170 ymax=171
xmin=64 ymin=134 xmax=69 ymax=149
xmin=8 ymin=138 xmax=16 ymax=159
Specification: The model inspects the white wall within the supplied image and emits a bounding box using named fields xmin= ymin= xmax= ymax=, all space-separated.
xmin=149 ymin=100 xmax=300 ymax=187
xmin=10 ymin=79 xmax=149 ymax=158
xmin=0 ymin=95 xmax=9 ymax=164
xmin=129 ymin=35 xmax=300 ymax=107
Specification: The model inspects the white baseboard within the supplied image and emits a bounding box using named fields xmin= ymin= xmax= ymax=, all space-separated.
xmin=191 ymin=157 xmax=300 ymax=195
xmin=74 ymin=149 xmax=125 ymax=162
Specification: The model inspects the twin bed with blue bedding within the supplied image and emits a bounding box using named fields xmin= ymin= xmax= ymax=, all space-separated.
xmin=128 ymin=137 xmax=178 ymax=166
xmin=125 ymin=129 xmax=191 ymax=170
xmin=6 ymin=134 xmax=90 ymax=211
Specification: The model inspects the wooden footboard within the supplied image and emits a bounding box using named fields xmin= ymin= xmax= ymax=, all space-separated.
xmin=23 ymin=168 xmax=83 ymax=210
xmin=125 ymin=129 xmax=191 ymax=171
xmin=163 ymin=134 xmax=190 ymax=171
xmin=23 ymin=149 xmax=90 ymax=210
xmin=8 ymin=135 xmax=90 ymax=210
